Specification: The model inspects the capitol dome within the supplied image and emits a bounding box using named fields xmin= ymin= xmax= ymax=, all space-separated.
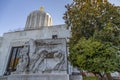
xmin=24 ymin=7 xmax=53 ymax=30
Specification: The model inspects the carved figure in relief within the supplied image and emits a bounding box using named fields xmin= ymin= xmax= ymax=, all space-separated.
xmin=29 ymin=39 xmax=36 ymax=57
xmin=16 ymin=42 xmax=29 ymax=73
xmin=29 ymin=49 xmax=65 ymax=72
xmin=53 ymin=50 xmax=65 ymax=71
xmin=29 ymin=49 xmax=48 ymax=73
xmin=15 ymin=39 xmax=66 ymax=73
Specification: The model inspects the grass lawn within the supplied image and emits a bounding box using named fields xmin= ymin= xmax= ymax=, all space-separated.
xmin=83 ymin=76 xmax=98 ymax=80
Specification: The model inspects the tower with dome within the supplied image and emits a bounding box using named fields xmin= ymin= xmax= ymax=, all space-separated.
xmin=25 ymin=7 xmax=53 ymax=30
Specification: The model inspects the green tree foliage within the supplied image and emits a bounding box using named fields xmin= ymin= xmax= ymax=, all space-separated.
xmin=64 ymin=0 xmax=120 ymax=79
xmin=64 ymin=0 xmax=120 ymax=47
xmin=69 ymin=37 xmax=118 ymax=72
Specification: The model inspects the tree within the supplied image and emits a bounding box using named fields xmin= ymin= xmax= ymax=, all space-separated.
xmin=64 ymin=0 xmax=120 ymax=80
xmin=68 ymin=37 xmax=119 ymax=79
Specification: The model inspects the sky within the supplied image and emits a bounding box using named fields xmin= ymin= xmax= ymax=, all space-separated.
xmin=0 ymin=0 xmax=120 ymax=36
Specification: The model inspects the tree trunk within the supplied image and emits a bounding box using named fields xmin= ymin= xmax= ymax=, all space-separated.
xmin=101 ymin=77 xmax=106 ymax=80
xmin=81 ymin=71 xmax=86 ymax=77
xmin=93 ymin=73 xmax=104 ymax=80
xmin=92 ymin=72 xmax=113 ymax=80
xmin=106 ymin=73 xmax=113 ymax=80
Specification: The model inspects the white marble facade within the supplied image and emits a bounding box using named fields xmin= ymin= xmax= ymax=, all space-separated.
xmin=0 ymin=9 xmax=82 ymax=80
xmin=0 ymin=24 xmax=70 ymax=75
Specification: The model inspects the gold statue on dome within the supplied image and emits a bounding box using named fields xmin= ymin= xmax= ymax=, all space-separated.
xmin=104 ymin=0 xmax=108 ymax=3
xmin=40 ymin=6 xmax=44 ymax=12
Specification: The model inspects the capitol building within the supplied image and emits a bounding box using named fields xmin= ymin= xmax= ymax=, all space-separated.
xmin=0 ymin=7 xmax=82 ymax=80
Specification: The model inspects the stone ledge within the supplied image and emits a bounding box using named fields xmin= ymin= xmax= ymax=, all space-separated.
xmin=8 ymin=74 xmax=69 ymax=80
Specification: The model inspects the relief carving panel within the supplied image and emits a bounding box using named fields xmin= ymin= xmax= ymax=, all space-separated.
xmin=15 ymin=39 xmax=67 ymax=74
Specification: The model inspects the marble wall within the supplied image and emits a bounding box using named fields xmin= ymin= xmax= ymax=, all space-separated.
xmin=8 ymin=74 xmax=69 ymax=80
xmin=0 ymin=24 xmax=70 ymax=76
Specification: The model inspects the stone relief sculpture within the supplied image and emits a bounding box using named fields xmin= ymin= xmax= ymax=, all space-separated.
xmin=15 ymin=39 xmax=66 ymax=74
xmin=16 ymin=42 xmax=29 ymax=73
xmin=29 ymin=39 xmax=36 ymax=57
xmin=29 ymin=49 xmax=65 ymax=73
xmin=53 ymin=50 xmax=65 ymax=71
xmin=29 ymin=49 xmax=48 ymax=73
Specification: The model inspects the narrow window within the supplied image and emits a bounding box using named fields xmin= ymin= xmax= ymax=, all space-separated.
xmin=5 ymin=46 xmax=23 ymax=75
xmin=52 ymin=35 xmax=58 ymax=39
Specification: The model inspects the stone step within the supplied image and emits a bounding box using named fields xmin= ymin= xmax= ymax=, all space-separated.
xmin=0 ymin=76 xmax=7 ymax=80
